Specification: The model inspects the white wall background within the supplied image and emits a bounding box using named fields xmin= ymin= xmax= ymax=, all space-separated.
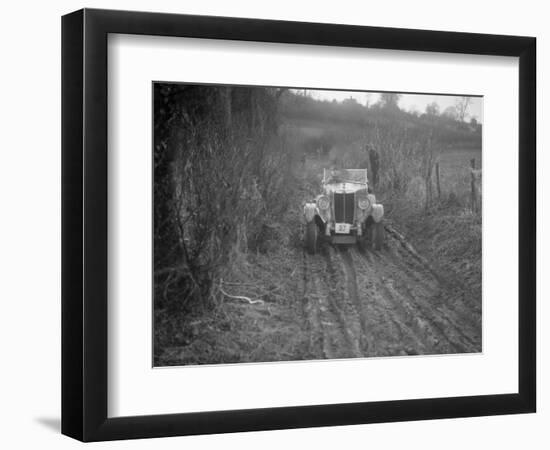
xmin=0 ymin=0 xmax=545 ymax=448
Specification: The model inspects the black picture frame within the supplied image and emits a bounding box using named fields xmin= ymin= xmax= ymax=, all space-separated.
xmin=62 ymin=8 xmax=536 ymax=442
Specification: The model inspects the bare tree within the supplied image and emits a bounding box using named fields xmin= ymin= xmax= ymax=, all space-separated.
xmin=364 ymin=93 xmax=374 ymax=108
xmin=442 ymin=105 xmax=458 ymax=120
xmin=153 ymin=85 xmax=291 ymax=311
xmin=378 ymin=93 xmax=402 ymax=111
xmin=425 ymin=102 xmax=440 ymax=117
xmin=455 ymin=96 xmax=472 ymax=122
xmin=372 ymin=124 xmax=414 ymax=192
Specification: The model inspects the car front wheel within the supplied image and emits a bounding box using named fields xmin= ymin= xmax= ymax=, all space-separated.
xmin=305 ymin=221 xmax=318 ymax=254
xmin=372 ymin=221 xmax=385 ymax=251
xmin=357 ymin=227 xmax=368 ymax=253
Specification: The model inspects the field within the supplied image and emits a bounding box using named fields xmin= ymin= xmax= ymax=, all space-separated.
xmin=439 ymin=147 xmax=482 ymax=201
xmin=390 ymin=147 xmax=482 ymax=308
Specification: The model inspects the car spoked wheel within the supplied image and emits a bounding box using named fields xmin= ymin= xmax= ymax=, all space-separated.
xmin=372 ymin=221 xmax=385 ymax=251
xmin=357 ymin=227 xmax=368 ymax=254
xmin=305 ymin=221 xmax=318 ymax=254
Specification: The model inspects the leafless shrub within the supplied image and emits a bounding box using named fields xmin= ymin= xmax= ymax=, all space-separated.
xmin=154 ymin=85 xmax=294 ymax=312
xmin=372 ymin=125 xmax=417 ymax=193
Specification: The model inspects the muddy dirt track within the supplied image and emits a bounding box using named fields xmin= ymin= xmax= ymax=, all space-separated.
xmin=301 ymin=230 xmax=482 ymax=359
xmin=156 ymin=218 xmax=482 ymax=366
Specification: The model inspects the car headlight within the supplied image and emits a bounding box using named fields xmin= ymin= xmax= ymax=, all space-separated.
xmin=358 ymin=196 xmax=370 ymax=210
xmin=317 ymin=195 xmax=330 ymax=210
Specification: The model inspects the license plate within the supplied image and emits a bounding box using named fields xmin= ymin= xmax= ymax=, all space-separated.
xmin=335 ymin=223 xmax=351 ymax=234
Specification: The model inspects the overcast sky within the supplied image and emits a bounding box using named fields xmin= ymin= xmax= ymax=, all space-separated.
xmin=304 ymin=89 xmax=483 ymax=123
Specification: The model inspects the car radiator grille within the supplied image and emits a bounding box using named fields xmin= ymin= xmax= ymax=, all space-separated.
xmin=333 ymin=193 xmax=355 ymax=223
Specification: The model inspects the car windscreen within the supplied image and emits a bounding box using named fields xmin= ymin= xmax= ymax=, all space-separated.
xmin=324 ymin=169 xmax=367 ymax=184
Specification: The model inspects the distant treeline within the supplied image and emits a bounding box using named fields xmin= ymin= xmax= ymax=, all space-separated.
xmin=280 ymin=91 xmax=482 ymax=150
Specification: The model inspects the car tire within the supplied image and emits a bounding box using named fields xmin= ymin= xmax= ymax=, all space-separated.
xmin=305 ymin=221 xmax=318 ymax=254
xmin=357 ymin=226 xmax=367 ymax=253
xmin=372 ymin=221 xmax=385 ymax=251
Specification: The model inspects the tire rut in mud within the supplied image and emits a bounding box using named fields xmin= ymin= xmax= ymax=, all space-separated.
xmin=301 ymin=229 xmax=481 ymax=360
xmin=302 ymin=246 xmax=364 ymax=360
xmin=301 ymin=247 xmax=326 ymax=358
xmin=322 ymin=247 xmax=363 ymax=358
xmin=381 ymin=234 xmax=481 ymax=351
xmin=351 ymin=234 xmax=481 ymax=355
xmin=338 ymin=248 xmax=373 ymax=354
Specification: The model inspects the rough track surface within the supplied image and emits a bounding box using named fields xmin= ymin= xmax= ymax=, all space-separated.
xmin=301 ymin=231 xmax=481 ymax=359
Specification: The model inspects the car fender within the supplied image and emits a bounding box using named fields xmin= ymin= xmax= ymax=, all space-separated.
xmin=304 ymin=202 xmax=318 ymax=223
xmin=367 ymin=193 xmax=376 ymax=206
xmin=371 ymin=203 xmax=384 ymax=223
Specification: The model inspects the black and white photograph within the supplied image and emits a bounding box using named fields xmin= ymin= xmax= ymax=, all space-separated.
xmin=1 ymin=0 xmax=542 ymax=446
xmin=153 ymin=84 xmax=483 ymax=366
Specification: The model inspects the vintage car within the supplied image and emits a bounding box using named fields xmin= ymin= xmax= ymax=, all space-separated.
xmin=303 ymin=168 xmax=384 ymax=254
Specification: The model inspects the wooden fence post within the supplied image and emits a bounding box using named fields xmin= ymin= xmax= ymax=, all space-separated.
xmin=435 ymin=162 xmax=441 ymax=200
xmin=470 ymin=158 xmax=477 ymax=212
